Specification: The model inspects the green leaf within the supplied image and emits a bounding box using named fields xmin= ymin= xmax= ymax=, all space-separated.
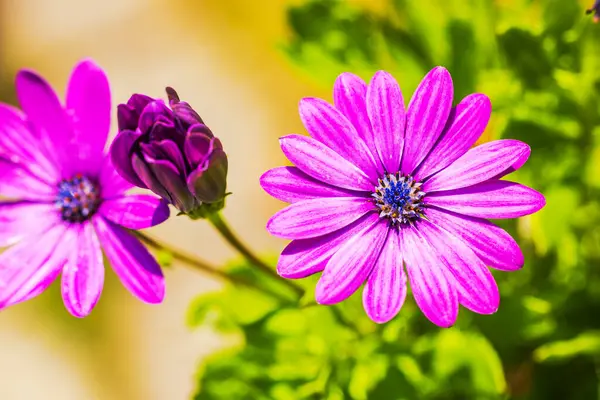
xmin=498 ymin=28 xmax=553 ymax=89
xmin=348 ymin=354 xmax=389 ymax=400
xmin=447 ymin=19 xmax=477 ymax=98
xmin=542 ymin=0 xmax=580 ymax=37
xmin=584 ymin=127 xmax=600 ymax=189
xmin=529 ymin=185 xmax=579 ymax=255
xmin=187 ymin=287 xmax=278 ymax=331
xmin=534 ymin=332 xmax=600 ymax=363
xmin=395 ymin=355 xmax=432 ymax=391
xmin=430 ymin=330 xmax=507 ymax=395
xmin=264 ymin=309 xmax=308 ymax=336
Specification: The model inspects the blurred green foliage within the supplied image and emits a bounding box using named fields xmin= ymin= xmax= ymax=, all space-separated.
xmin=190 ymin=0 xmax=600 ymax=398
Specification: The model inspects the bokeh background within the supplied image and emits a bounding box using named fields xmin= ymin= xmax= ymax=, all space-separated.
xmin=1 ymin=0 xmax=599 ymax=399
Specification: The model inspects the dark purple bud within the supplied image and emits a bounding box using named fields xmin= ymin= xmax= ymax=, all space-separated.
xmin=110 ymin=87 xmax=229 ymax=218
xmin=187 ymin=148 xmax=228 ymax=203
xmin=110 ymin=130 xmax=146 ymax=188
xmin=184 ymin=128 xmax=213 ymax=168
xmin=117 ymin=94 xmax=155 ymax=131
xmin=166 ymin=87 xmax=204 ymax=128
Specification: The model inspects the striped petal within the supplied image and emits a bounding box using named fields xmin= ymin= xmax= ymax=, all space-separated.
xmin=426 ymin=181 xmax=546 ymax=219
xmin=99 ymin=195 xmax=170 ymax=230
xmin=333 ymin=73 xmax=381 ymax=173
xmin=277 ymin=213 xmax=378 ymax=279
xmin=0 ymin=202 xmax=60 ymax=247
xmin=266 ymin=197 xmax=373 ymax=240
xmin=424 ymin=140 xmax=530 ymax=192
xmin=0 ymin=103 xmax=58 ymax=182
xmin=362 ymin=228 xmax=407 ymax=323
xmin=316 ymin=220 xmax=388 ymax=305
xmin=402 ymin=227 xmax=458 ymax=327
xmin=299 ymin=97 xmax=379 ymax=181
xmin=0 ymin=159 xmax=56 ymax=201
xmin=401 ymin=67 xmax=453 ymax=175
xmin=0 ymin=224 xmax=72 ymax=308
xmin=366 ymin=71 xmax=405 ymax=174
xmin=417 ymin=219 xmax=500 ymax=315
xmin=426 ymin=207 xmax=524 ymax=271
xmin=414 ymin=94 xmax=491 ymax=181
xmin=93 ymin=217 xmax=164 ymax=303
xmin=279 ymin=135 xmax=373 ymax=191
xmin=260 ymin=166 xmax=360 ymax=203
xmin=65 ymin=59 xmax=111 ymax=176
xmin=61 ymin=222 xmax=104 ymax=317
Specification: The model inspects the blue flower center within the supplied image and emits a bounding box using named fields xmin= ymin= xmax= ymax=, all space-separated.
xmin=372 ymin=173 xmax=425 ymax=225
xmin=55 ymin=174 xmax=100 ymax=223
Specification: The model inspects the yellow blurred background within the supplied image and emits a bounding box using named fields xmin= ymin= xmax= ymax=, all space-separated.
xmin=0 ymin=0 xmax=338 ymax=398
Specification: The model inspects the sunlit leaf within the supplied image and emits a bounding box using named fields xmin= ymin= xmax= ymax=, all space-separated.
xmin=535 ymin=332 xmax=600 ymax=363
xmin=430 ymin=330 xmax=507 ymax=395
xmin=348 ymin=354 xmax=389 ymax=400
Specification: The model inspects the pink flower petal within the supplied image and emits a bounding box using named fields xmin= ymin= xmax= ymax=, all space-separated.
xmin=426 ymin=180 xmax=546 ymax=219
xmin=0 ymin=224 xmax=72 ymax=308
xmin=299 ymin=98 xmax=379 ymax=181
xmin=316 ymin=220 xmax=388 ymax=305
xmin=333 ymin=73 xmax=382 ymax=173
xmin=0 ymin=202 xmax=60 ymax=247
xmin=426 ymin=207 xmax=524 ymax=271
xmin=93 ymin=217 xmax=165 ymax=303
xmin=417 ymin=219 xmax=500 ymax=315
xmin=492 ymin=149 xmax=531 ymax=180
xmin=65 ymin=59 xmax=111 ymax=176
xmin=414 ymin=94 xmax=491 ymax=181
xmin=0 ymin=103 xmax=58 ymax=182
xmin=362 ymin=228 xmax=407 ymax=323
xmin=99 ymin=195 xmax=170 ymax=230
xmin=279 ymin=134 xmax=373 ymax=191
xmin=0 ymin=158 xmax=56 ymax=201
xmin=401 ymin=227 xmax=458 ymax=327
xmin=266 ymin=197 xmax=374 ymax=240
xmin=99 ymin=154 xmax=135 ymax=199
xmin=401 ymin=67 xmax=453 ymax=175
xmin=16 ymin=69 xmax=72 ymax=174
xmin=277 ymin=213 xmax=378 ymax=279
xmin=366 ymin=71 xmax=405 ymax=174
xmin=260 ymin=166 xmax=362 ymax=203
xmin=424 ymin=140 xmax=531 ymax=192
xmin=61 ymin=222 xmax=104 ymax=317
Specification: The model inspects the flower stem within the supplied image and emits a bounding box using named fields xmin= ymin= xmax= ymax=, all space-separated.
xmin=206 ymin=212 xmax=305 ymax=297
xmin=134 ymin=231 xmax=293 ymax=303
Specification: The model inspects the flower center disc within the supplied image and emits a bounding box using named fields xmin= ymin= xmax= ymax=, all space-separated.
xmin=372 ymin=173 xmax=425 ymax=225
xmin=56 ymin=174 xmax=100 ymax=222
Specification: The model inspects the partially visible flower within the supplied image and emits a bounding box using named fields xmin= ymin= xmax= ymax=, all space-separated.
xmin=0 ymin=60 xmax=169 ymax=317
xmin=260 ymin=67 xmax=545 ymax=327
xmin=587 ymin=0 xmax=600 ymax=23
xmin=111 ymin=87 xmax=228 ymax=218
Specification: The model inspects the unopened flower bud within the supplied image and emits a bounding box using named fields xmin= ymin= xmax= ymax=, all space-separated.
xmin=110 ymin=87 xmax=228 ymax=218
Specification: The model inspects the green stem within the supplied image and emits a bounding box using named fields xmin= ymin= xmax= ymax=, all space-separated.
xmin=207 ymin=212 xmax=305 ymax=297
xmin=134 ymin=231 xmax=292 ymax=303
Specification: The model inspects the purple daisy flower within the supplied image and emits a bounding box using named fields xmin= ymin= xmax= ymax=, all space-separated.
xmin=0 ymin=60 xmax=170 ymax=317
xmin=260 ymin=68 xmax=545 ymax=327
